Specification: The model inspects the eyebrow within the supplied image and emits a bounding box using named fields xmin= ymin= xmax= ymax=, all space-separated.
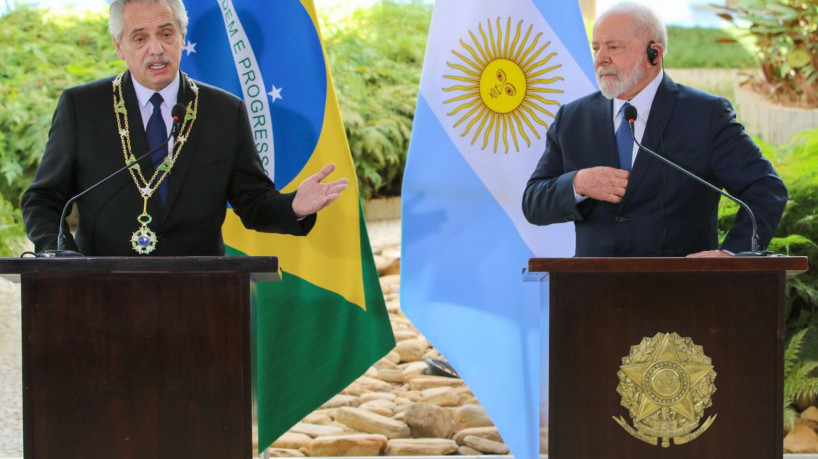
xmin=129 ymin=22 xmax=175 ymax=37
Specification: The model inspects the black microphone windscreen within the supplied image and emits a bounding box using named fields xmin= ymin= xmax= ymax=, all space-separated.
xmin=171 ymin=103 xmax=186 ymax=122
xmin=624 ymin=105 xmax=638 ymax=123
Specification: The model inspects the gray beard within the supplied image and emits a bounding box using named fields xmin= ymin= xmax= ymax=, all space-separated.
xmin=597 ymin=64 xmax=646 ymax=100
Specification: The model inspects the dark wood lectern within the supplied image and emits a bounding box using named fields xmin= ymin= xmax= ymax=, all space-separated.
xmin=527 ymin=257 xmax=808 ymax=459
xmin=0 ymin=256 xmax=279 ymax=459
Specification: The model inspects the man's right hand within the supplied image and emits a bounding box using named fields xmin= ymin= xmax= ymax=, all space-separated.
xmin=573 ymin=166 xmax=630 ymax=203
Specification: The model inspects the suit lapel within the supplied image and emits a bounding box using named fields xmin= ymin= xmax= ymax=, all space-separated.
xmin=122 ymin=72 xmax=164 ymax=219
xmin=594 ymin=96 xmax=619 ymax=168
xmin=618 ymin=73 xmax=678 ymax=210
xmin=160 ymin=72 xmax=202 ymax=223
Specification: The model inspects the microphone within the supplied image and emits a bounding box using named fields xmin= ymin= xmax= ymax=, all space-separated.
xmin=624 ymin=105 xmax=769 ymax=256
xmin=44 ymin=103 xmax=186 ymax=257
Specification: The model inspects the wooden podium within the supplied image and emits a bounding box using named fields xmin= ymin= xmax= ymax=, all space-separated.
xmin=526 ymin=257 xmax=808 ymax=459
xmin=0 ymin=256 xmax=279 ymax=459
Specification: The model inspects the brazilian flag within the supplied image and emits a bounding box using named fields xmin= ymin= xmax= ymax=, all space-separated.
xmin=181 ymin=0 xmax=395 ymax=450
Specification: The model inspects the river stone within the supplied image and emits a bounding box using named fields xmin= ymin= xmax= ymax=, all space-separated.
xmin=453 ymin=426 xmax=502 ymax=445
xmin=271 ymin=432 xmax=312 ymax=450
xmin=408 ymin=376 xmax=463 ymax=390
xmin=458 ymin=445 xmax=482 ymax=455
xmin=355 ymin=376 xmax=394 ymax=392
xmin=360 ymin=392 xmax=397 ymax=403
xmin=404 ymin=403 xmax=455 ymax=439
xmin=310 ymin=433 xmax=388 ymax=457
xmin=395 ymin=339 xmax=427 ymax=362
xmin=376 ymin=368 xmax=404 ymax=383
xmin=290 ymin=422 xmax=344 ymax=438
xmin=453 ymin=404 xmax=493 ymax=430
xmin=335 ymin=407 xmax=411 ymax=439
xmin=267 ymin=448 xmax=305 ymax=457
xmin=402 ymin=361 xmax=429 ymax=378
xmin=418 ymin=386 xmax=459 ymax=407
xmin=785 ymin=424 xmax=818 ymax=453
xmin=360 ymin=399 xmax=396 ymax=417
xmin=394 ymin=330 xmax=419 ymax=341
xmin=385 ymin=438 xmax=458 ymax=455
xmin=301 ymin=412 xmax=332 ymax=425
xmin=321 ymin=394 xmax=359 ymax=409
xmin=384 ymin=350 xmax=401 ymax=364
xmin=463 ymin=435 xmax=509 ymax=454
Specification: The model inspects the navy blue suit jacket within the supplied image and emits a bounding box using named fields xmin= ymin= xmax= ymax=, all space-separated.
xmin=522 ymin=74 xmax=786 ymax=257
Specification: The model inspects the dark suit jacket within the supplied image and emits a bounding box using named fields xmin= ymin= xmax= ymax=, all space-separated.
xmin=22 ymin=71 xmax=315 ymax=256
xmin=522 ymin=74 xmax=787 ymax=257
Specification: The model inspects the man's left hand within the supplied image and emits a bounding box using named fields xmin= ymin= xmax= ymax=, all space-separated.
xmin=292 ymin=163 xmax=348 ymax=218
xmin=686 ymin=250 xmax=733 ymax=258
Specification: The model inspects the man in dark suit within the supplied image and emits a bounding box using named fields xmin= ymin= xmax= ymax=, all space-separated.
xmin=522 ymin=2 xmax=786 ymax=257
xmin=22 ymin=0 xmax=346 ymax=256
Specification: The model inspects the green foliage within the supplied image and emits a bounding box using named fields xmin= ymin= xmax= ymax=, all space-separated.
xmin=321 ymin=0 xmax=431 ymax=199
xmin=0 ymin=6 xmax=121 ymax=208
xmin=663 ymin=26 xmax=756 ymax=69
xmin=714 ymin=0 xmax=818 ymax=106
xmin=784 ymin=328 xmax=818 ymax=430
xmin=0 ymin=196 xmax=26 ymax=256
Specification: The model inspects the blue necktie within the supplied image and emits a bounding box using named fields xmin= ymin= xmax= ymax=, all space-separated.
xmin=616 ymin=102 xmax=634 ymax=171
xmin=146 ymin=92 xmax=169 ymax=205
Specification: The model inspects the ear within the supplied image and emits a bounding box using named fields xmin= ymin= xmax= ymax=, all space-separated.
xmin=114 ymin=37 xmax=125 ymax=60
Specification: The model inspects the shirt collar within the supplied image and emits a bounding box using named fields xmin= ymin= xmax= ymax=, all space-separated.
xmin=613 ymin=70 xmax=664 ymax=120
xmin=131 ymin=71 xmax=181 ymax=110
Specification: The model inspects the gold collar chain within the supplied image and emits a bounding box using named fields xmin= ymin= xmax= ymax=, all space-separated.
xmin=111 ymin=71 xmax=199 ymax=254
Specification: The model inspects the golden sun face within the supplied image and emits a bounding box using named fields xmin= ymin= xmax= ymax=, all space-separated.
xmin=443 ymin=17 xmax=565 ymax=153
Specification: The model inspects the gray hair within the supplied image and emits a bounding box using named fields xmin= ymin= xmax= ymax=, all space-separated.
xmin=109 ymin=0 xmax=189 ymax=42
xmin=598 ymin=2 xmax=668 ymax=54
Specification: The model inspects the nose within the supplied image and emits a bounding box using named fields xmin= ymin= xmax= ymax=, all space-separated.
xmin=147 ymin=36 xmax=164 ymax=55
xmin=594 ymin=49 xmax=610 ymax=68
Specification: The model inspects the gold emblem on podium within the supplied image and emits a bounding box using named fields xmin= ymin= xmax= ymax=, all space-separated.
xmin=613 ymin=332 xmax=717 ymax=448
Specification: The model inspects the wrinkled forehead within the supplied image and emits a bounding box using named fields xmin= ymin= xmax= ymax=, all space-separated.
xmin=593 ymin=12 xmax=642 ymax=43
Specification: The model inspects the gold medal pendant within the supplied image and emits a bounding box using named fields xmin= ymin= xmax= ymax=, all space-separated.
xmin=131 ymin=212 xmax=157 ymax=255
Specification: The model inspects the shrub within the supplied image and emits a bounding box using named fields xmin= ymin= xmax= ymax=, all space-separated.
xmin=715 ymin=0 xmax=818 ymax=106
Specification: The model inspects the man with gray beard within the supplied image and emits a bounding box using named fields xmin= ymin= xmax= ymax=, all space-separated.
xmin=521 ymin=2 xmax=786 ymax=257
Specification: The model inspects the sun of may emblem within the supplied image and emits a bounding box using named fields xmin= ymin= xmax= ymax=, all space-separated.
xmin=443 ymin=17 xmax=564 ymax=153
xmin=613 ymin=332 xmax=718 ymax=448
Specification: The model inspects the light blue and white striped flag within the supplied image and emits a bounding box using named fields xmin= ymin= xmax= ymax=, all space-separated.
xmin=401 ymin=1 xmax=595 ymax=457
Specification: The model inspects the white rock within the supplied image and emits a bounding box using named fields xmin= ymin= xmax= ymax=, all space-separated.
xmin=271 ymin=432 xmax=312 ymax=450
xmin=394 ymin=338 xmax=428 ymax=363
xmin=453 ymin=404 xmax=494 ymax=431
xmin=464 ymin=435 xmax=509 ymax=454
xmin=404 ymin=403 xmax=455 ymax=439
xmin=321 ymin=394 xmax=359 ymax=409
xmin=408 ymin=376 xmax=464 ymax=390
xmin=310 ymin=433 xmax=388 ymax=457
xmin=267 ymin=448 xmax=305 ymax=457
xmin=453 ymin=426 xmax=503 ymax=445
xmin=418 ymin=386 xmax=460 ymax=407
xmin=290 ymin=422 xmax=344 ymax=438
xmin=385 ymin=438 xmax=458 ymax=455
xmin=335 ymin=407 xmax=411 ymax=439
xmin=359 ymin=392 xmax=397 ymax=403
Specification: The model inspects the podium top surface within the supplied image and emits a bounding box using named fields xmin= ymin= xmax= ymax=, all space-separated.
xmin=0 ymin=256 xmax=279 ymax=283
xmin=524 ymin=256 xmax=809 ymax=281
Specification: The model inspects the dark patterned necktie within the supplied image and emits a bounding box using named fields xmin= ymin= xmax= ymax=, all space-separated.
xmin=146 ymin=92 xmax=169 ymax=205
xmin=616 ymin=102 xmax=634 ymax=171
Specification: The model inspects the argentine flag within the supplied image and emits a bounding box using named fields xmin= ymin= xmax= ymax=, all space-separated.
xmin=181 ymin=0 xmax=395 ymax=452
xmin=401 ymin=0 xmax=595 ymax=457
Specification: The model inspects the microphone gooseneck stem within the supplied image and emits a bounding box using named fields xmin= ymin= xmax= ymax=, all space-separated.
xmin=627 ymin=121 xmax=760 ymax=253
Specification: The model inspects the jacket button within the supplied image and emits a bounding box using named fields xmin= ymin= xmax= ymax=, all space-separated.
xmin=614 ymin=216 xmax=627 ymax=223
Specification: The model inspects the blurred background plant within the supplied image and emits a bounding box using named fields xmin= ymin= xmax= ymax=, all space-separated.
xmin=714 ymin=0 xmax=818 ymax=107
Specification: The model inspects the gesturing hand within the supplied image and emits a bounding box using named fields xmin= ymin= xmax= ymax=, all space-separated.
xmin=291 ymin=163 xmax=349 ymax=218
xmin=573 ymin=166 xmax=630 ymax=204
